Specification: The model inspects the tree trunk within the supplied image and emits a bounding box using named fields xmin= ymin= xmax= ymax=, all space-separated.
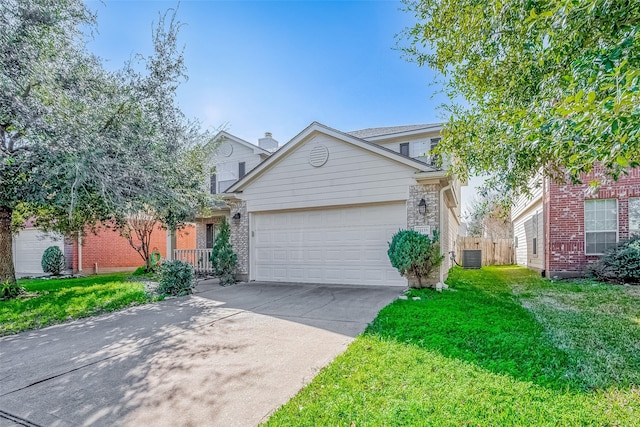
xmin=0 ymin=206 xmax=16 ymax=285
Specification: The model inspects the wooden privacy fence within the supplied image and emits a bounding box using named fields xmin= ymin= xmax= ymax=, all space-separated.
xmin=456 ymin=237 xmax=514 ymax=266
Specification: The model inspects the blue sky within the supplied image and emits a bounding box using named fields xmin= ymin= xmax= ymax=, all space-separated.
xmin=84 ymin=0 xmax=480 ymax=211
xmin=84 ymin=0 xmax=448 ymax=141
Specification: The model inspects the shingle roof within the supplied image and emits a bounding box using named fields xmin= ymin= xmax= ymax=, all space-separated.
xmin=347 ymin=123 xmax=441 ymax=139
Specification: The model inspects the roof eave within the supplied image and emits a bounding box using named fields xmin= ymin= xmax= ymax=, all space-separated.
xmin=226 ymin=121 xmax=440 ymax=193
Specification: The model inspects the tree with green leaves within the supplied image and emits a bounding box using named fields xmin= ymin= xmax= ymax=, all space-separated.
xmin=464 ymin=192 xmax=512 ymax=239
xmin=210 ymin=218 xmax=237 ymax=286
xmin=0 ymin=0 xmax=212 ymax=286
xmin=402 ymin=0 xmax=640 ymax=199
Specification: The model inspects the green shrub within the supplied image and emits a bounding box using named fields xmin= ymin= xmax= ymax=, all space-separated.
xmin=1 ymin=280 xmax=25 ymax=300
xmin=210 ymin=217 xmax=238 ymax=286
xmin=589 ymin=235 xmax=640 ymax=285
xmin=157 ymin=260 xmax=196 ymax=296
xmin=388 ymin=229 xmax=444 ymax=288
xmin=41 ymin=246 xmax=65 ymax=275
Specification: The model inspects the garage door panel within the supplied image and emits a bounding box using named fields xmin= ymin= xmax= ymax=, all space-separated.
xmin=256 ymin=248 xmax=272 ymax=262
xmin=272 ymin=250 xmax=287 ymax=261
xmin=307 ymin=268 xmax=323 ymax=282
xmin=364 ymin=249 xmax=383 ymax=261
xmin=253 ymin=204 xmax=407 ymax=286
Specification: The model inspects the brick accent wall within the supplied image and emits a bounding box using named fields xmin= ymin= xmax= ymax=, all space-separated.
xmin=195 ymin=216 xmax=225 ymax=249
xmin=407 ymin=184 xmax=441 ymax=285
xmin=407 ymin=184 xmax=439 ymax=230
xmin=229 ymin=200 xmax=249 ymax=281
xmin=546 ymin=167 xmax=640 ymax=278
xmin=71 ymin=222 xmax=195 ymax=273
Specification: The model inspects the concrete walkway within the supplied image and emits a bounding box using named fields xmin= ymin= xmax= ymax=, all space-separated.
xmin=0 ymin=280 xmax=402 ymax=427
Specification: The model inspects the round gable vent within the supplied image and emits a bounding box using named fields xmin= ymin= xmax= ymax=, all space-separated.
xmin=221 ymin=142 xmax=233 ymax=157
xmin=309 ymin=145 xmax=329 ymax=167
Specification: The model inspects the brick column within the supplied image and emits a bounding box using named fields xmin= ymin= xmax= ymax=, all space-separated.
xmin=229 ymin=200 xmax=249 ymax=281
xmin=407 ymin=184 xmax=439 ymax=231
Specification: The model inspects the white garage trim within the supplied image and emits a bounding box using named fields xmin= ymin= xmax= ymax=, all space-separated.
xmin=250 ymin=203 xmax=407 ymax=286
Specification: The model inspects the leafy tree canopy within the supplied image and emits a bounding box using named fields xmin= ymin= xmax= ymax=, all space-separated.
xmin=402 ymin=0 xmax=640 ymax=198
xmin=0 ymin=0 xmax=213 ymax=284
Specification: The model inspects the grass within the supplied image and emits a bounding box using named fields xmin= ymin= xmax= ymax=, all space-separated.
xmin=265 ymin=266 xmax=640 ymax=426
xmin=0 ymin=273 xmax=154 ymax=336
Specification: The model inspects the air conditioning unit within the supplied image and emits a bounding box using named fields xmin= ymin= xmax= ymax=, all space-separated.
xmin=462 ymin=250 xmax=482 ymax=269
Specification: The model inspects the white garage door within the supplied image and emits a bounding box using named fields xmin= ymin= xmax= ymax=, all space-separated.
xmin=13 ymin=229 xmax=65 ymax=276
xmin=252 ymin=203 xmax=407 ymax=286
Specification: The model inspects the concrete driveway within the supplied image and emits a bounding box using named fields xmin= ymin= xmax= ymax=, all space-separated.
xmin=0 ymin=280 xmax=402 ymax=427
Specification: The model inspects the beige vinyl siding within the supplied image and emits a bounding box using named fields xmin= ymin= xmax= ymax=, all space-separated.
xmin=211 ymin=140 xmax=264 ymax=192
xmin=240 ymin=134 xmax=418 ymax=212
xmin=512 ymin=173 xmax=544 ymax=219
xmin=513 ymin=198 xmax=545 ymax=271
xmin=443 ymin=204 xmax=459 ymax=277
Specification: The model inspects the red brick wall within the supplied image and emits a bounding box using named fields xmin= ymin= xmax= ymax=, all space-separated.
xmin=176 ymin=224 xmax=196 ymax=250
xmin=70 ymin=222 xmax=196 ymax=273
xmin=546 ymin=167 xmax=640 ymax=277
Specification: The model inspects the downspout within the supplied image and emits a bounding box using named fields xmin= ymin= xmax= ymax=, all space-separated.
xmin=438 ymin=183 xmax=452 ymax=288
xmin=77 ymin=231 xmax=83 ymax=273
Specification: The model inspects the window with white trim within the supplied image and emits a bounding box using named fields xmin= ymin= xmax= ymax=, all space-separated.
xmin=629 ymin=197 xmax=640 ymax=236
xmin=430 ymin=138 xmax=441 ymax=166
xmin=399 ymin=142 xmax=409 ymax=157
xmin=585 ymin=199 xmax=618 ymax=255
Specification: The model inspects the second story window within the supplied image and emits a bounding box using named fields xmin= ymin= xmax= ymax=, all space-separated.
xmin=430 ymin=138 xmax=441 ymax=165
xmin=210 ymin=174 xmax=217 ymax=194
xmin=399 ymin=143 xmax=409 ymax=157
xmin=239 ymin=162 xmax=246 ymax=178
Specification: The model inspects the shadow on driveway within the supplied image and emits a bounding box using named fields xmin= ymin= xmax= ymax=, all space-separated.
xmin=194 ymin=280 xmax=404 ymax=337
xmin=0 ymin=281 xmax=403 ymax=427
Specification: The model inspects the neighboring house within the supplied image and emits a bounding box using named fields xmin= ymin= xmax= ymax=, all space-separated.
xmin=182 ymin=121 xmax=462 ymax=287
xmin=12 ymin=223 xmax=68 ymax=277
xmin=13 ymin=222 xmax=195 ymax=277
xmin=194 ymin=130 xmax=275 ymax=250
xmin=69 ymin=222 xmax=196 ymax=274
xmin=512 ymin=167 xmax=640 ymax=278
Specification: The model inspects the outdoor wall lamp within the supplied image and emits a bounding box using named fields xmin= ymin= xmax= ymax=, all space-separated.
xmin=232 ymin=212 xmax=241 ymax=224
xmin=418 ymin=198 xmax=427 ymax=215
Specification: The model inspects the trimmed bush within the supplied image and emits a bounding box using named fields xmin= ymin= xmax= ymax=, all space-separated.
xmin=210 ymin=217 xmax=237 ymax=286
xmin=157 ymin=260 xmax=196 ymax=296
xmin=589 ymin=236 xmax=640 ymax=285
xmin=41 ymin=246 xmax=65 ymax=276
xmin=388 ymin=229 xmax=444 ymax=288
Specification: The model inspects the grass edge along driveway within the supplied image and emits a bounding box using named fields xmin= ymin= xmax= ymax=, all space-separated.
xmin=0 ymin=273 xmax=153 ymax=336
xmin=265 ymin=266 xmax=640 ymax=426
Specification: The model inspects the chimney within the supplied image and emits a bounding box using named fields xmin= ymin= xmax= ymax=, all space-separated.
xmin=258 ymin=132 xmax=278 ymax=152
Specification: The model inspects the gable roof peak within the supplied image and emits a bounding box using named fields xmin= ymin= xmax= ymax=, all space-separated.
xmin=213 ymin=130 xmax=272 ymax=155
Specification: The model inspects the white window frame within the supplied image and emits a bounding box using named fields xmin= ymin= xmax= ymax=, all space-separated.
xmin=629 ymin=197 xmax=640 ymax=236
xmin=584 ymin=199 xmax=618 ymax=255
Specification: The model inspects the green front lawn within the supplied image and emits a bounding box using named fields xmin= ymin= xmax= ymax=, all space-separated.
xmin=0 ymin=273 xmax=153 ymax=336
xmin=265 ymin=266 xmax=640 ymax=426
